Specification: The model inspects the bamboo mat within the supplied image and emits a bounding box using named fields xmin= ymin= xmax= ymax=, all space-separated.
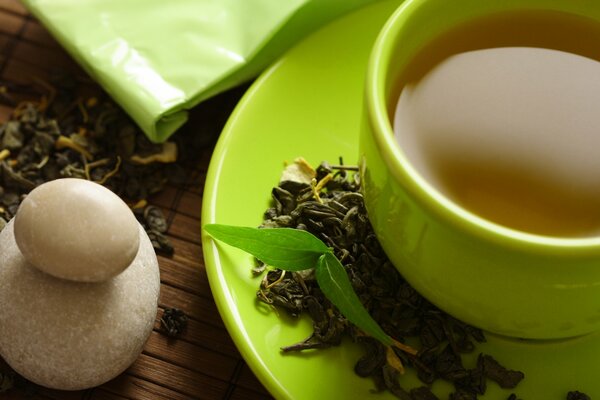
xmin=0 ymin=1 xmax=272 ymax=399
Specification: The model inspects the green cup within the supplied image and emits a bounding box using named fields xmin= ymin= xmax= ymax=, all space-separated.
xmin=360 ymin=0 xmax=600 ymax=339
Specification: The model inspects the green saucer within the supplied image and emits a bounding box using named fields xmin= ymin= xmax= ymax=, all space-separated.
xmin=201 ymin=1 xmax=599 ymax=398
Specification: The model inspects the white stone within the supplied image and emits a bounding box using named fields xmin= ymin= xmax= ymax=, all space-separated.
xmin=0 ymin=219 xmax=160 ymax=390
xmin=14 ymin=178 xmax=140 ymax=282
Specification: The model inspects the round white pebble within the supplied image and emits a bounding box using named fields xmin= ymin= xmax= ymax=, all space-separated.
xmin=0 ymin=219 xmax=160 ymax=390
xmin=14 ymin=178 xmax=140 ymax=282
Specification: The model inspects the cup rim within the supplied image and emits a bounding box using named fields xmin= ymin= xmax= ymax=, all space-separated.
xmin=366 ymin=0 xmax=600 ymax=253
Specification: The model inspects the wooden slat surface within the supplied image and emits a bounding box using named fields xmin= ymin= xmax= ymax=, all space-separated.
xmin=0 ymin=1 xmax=273 ymax=399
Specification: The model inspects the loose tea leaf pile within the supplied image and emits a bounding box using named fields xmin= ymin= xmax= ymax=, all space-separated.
xmin=255 ymin=158 xmax=524 ymax=399
xmin=0 ymin=72 xmax=247 ymax=396
xmin=0 ymin=74 xmax=184 ymax=254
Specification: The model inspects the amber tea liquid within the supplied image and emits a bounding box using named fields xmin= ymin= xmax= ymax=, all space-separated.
xmin=393 ymin=11 xmax=600 ymax=237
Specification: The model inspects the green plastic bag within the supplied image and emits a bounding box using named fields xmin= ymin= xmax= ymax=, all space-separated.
xmin=22 ymin=0 xmax=379 ymax=142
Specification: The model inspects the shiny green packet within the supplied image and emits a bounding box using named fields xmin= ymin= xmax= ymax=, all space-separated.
xmin=22 ymin=0 xmax=379 ymax=142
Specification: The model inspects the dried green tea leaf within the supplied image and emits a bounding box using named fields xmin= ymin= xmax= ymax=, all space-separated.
xmin=410 ymin=386 xmax=439 ymax=400
xmin=0 ymin=370 xmax=14 ymax=393
xmin=449 ymin=389 xmax=477 ymax=400
xmin=1 ymin=121 xmax=24 ymax=150
xmin=144 ymin=205 xmax=168 ymax=233
xmin=567 ymin=391 xmax=591 ymax=400
xmin=280 ymin=157 xmax=315 ymax=185
xmin=160 ymin=308 xmax=188 ymax=338
xmin=204 ymin=224 xmax=328 ymax=271
xmin=481 ymin=354 xmax=524 ymax=389
xmin=316 ymin=252 xmax=392 ymax=346
xmin=1 ymin=162 xmax=35 ymax=191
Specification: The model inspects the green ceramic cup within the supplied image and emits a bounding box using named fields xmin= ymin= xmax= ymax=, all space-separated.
xmin=360 ymin=0 xmax=600 ymax=339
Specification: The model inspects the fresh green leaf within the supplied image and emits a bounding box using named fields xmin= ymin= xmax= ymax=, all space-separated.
xmin=204 ymin=224 xmax=329 ymax=271
xmin=316 ymin=252 xmax=392 ymax=346
xmin=205 ymin=223 xmax=393 ymax=347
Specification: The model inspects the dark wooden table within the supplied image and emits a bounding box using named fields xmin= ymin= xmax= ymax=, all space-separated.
xmin=0 ymin=1 xmax=272 ymax=398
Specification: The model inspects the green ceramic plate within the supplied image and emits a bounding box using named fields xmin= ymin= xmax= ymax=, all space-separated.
xmin=202 ymin=1 xmax=599 ymax=398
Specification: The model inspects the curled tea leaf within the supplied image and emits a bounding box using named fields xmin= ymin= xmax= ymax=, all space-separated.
xmin=567 ymin=391 xmax=590 ymax=400
xmin=160 ymin=308 xmax=188 ymax=338
xmin=0 ymin=370 xmax=14 ymax=393
xmin=480 ymin=354 xmax=524 ymax=389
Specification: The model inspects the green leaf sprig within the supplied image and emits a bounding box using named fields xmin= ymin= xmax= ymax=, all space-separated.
xmin=204 ymin=224 xmax=393 ymax=346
